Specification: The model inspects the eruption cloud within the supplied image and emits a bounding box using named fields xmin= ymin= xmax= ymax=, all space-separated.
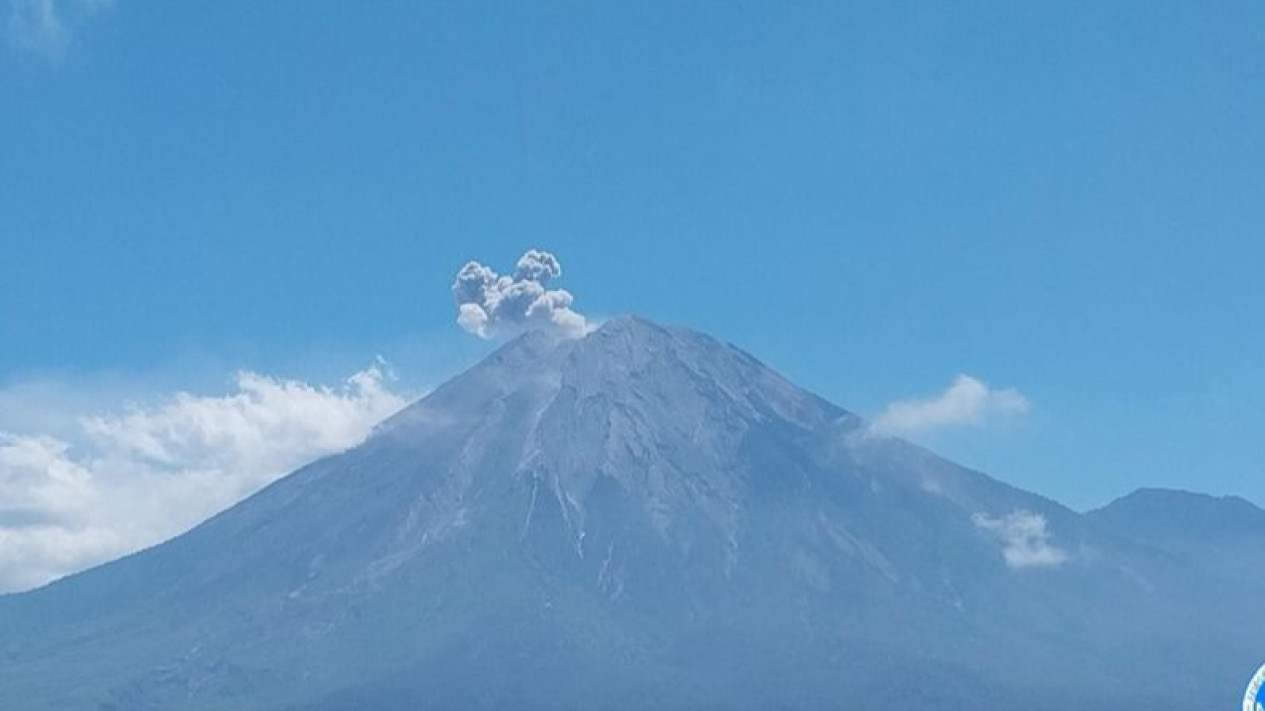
xmin=452 ymin=249 xmax=587 ymax=339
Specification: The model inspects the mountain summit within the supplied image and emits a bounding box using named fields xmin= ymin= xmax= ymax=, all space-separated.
xmin=2 ymin=318 xmax=1262 ymax=710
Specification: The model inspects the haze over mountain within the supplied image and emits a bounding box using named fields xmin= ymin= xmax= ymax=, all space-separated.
xmin=1 ymin=317 xmax=1261 ymax=710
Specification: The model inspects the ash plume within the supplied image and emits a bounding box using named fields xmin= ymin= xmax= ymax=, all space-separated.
xmin=452 ymin=249 xmax=587 ymax=339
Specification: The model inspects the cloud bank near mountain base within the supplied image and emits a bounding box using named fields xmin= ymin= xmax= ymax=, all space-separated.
xmin=0 ymin=364 xmax=409 ymax=592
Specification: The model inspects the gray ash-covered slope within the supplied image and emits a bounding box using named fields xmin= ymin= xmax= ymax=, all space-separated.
xmin=1 ymin=317 xmax=1262 ymax=710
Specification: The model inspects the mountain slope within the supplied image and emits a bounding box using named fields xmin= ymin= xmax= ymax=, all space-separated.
xmin=1089 ymin=487 xmax=1265 ymax=544
xmin=1 ymin=318 xmax=1261 ymax=710
xmin=1088 ymin=487 xmax=1265 ymax=588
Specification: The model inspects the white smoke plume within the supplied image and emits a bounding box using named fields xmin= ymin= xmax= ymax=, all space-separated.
xmin=6 ymin=0 xmax=114 ymax=59
xmin=972 ymin=510 xmax=1069 ymax=570
xmin=869 ymin=374 xmax=1030 ymax=438
xmin=452 ymin=249 xmax=587 ymax=339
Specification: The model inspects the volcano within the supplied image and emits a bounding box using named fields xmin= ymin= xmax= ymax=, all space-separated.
xmin=2 ymin=317 xmax=1262 ymax=710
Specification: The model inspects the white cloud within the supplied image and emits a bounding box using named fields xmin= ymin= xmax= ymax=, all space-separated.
xmin=972 ymin=510 xmax=1068 ymax=570
xmin=452 ymin=249 xmax=588 ymax=339
xmin=869 ymin=374 xmax=1029 ymax=438
xmin=0 ymin=363 xmax=409 ymax=593
xmin=6 ymin=0 xmax=113 ymax=59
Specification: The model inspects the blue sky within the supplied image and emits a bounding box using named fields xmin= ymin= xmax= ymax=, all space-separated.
xmin=2 ymin=0 xmax=1264 ymax=536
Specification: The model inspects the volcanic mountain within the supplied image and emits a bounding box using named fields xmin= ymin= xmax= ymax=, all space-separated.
xmin=1 ymin=317 xmax=1262 ymax=710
